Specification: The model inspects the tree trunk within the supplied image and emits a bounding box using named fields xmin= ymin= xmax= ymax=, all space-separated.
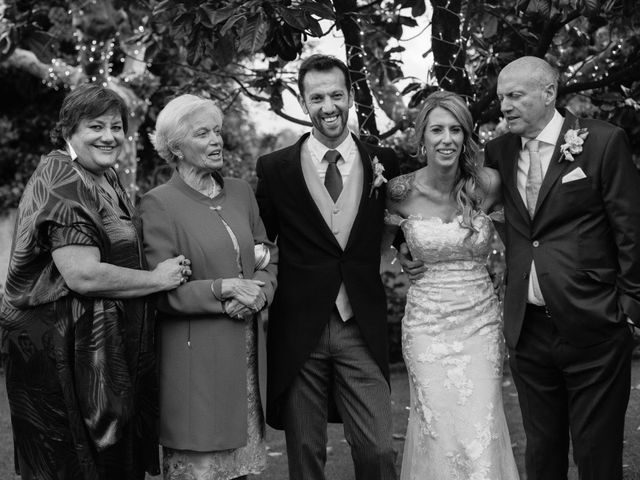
xmin=430 ymin=0 xmax=471 ymax=96
xmin=333 ymin=0 xmax=381 ymax=143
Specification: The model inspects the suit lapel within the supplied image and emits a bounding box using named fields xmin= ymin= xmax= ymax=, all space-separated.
xmin=281 ymin=133 xmax=342 ymax=250
xmin=501 ymin=134 xmax=531 ymax=225
xmin=344 ymin=135 xmax=374 ymax=251
xmin=533 ymin=112 xmax=576 ymax=216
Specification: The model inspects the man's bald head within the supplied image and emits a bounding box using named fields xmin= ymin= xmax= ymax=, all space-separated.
xmin=500 ymin=56 xmax=559 ymax=92
xmin=497 ymin=56 xmax=559 ymax=138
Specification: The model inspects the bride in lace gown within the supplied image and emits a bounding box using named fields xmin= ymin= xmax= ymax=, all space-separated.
xmin=387 ymin=91 xmax=519 ymax=480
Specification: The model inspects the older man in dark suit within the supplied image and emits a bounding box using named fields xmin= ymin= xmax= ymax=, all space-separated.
xmin=483 ymin=56 xmax=640 ymax=480
xmin=255 ymin=54 xmax=399 ymax=480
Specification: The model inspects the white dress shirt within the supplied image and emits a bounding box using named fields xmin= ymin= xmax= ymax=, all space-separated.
xmin=516 ymin=110 xmax=564 ymax=305
xmin=307 ymin=131 xmax=357 ymax=181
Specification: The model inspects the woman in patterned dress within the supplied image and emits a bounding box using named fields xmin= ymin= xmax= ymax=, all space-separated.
xmin=140 ymin=94 xmax=278 ymax=480
xmin=0 ymin=84 xmax=191 ymax=480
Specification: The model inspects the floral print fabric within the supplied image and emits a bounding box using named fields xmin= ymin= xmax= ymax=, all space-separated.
xmin=386 ymin=212 xmax=519 ymax=480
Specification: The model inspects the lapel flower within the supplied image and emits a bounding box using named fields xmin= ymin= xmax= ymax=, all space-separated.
xmin=559 ymin=122 xmax=589 ymax=162
xmin=369 ymin=156 xmax=388 ymax=198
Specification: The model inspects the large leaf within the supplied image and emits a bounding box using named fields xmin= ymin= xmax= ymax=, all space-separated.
xmin=299 ymin=1 xmax=336 ymax=20
xmin=394 ymin=0 xmax=426 ymax=16
xmin=279 ymin=8 xmax=310 ymax=32
xmin=583 ymin=0 xmax=601 ymax=16
xmin=412 ymin=0 xmax=427 ymax=17
xmin=221 ymin=14 xmax=247 ymax=37
xmin=205 ymin=5 xmax=239 ymax=26
xmin=152 ymin=0 xmax=174 ymax=16
xmin=484 ymin=15 xmax=498 ymax=38
xmin=304 ymin=15 xmax=324 ymax=37
xmin=399 ymin=16 xmax=418 ymax=27
xmin=238 ymin=16 xmax=269 ymax=54
xmin=527 ymin=0 xmax=551 ymax=16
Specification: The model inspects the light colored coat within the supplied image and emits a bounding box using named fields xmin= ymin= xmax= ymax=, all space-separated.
xmin=140 ymin=172 xmax=277 ymax=451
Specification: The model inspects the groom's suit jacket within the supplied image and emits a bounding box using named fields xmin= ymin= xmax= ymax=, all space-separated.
xmin=485 ymin=111 xmax=640 ymax=349
xmin=255 ymin=132 xmax=399 ymax=428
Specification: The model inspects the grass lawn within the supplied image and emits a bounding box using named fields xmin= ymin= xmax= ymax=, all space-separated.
xmin=2 ymin=359 xmax=640 ymax=479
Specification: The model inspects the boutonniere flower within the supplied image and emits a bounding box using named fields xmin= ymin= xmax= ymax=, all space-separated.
xmin=559 ymin=122 xmax=589 ymax=162
xmin=369 ymin=156 xmax=388 ymax=198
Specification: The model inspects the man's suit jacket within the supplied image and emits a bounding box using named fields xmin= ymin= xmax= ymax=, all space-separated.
xmin=485 ymin=111 xmax=640 ymax=349
xmin=255 ymin=132 xmax=399 ymax=428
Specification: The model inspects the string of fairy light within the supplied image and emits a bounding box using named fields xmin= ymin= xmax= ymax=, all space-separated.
xmin=39 ymin=1 xmax=631 ymax=163
xmin=44 ymin=3 xmax=151 ymax=196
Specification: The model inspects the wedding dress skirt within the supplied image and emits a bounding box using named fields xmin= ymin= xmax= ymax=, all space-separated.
xmin=388 ymin=212 xmax=519 ymax=480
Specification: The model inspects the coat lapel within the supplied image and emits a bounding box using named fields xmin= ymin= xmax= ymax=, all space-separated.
xmin=533 ymin=112 xmax=576 ymax=216
xmin=501 ymin=134 xmax=531 ymax=225
xmin=344 ymin=134 xmax=374 ymax=251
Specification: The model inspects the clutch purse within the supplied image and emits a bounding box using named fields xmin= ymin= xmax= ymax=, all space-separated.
xmin=254 ymin=243 xmax=270 ymax=271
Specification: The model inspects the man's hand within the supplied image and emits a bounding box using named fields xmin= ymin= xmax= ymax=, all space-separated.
xmin=397 ymin=243 xmax=428 ymax=281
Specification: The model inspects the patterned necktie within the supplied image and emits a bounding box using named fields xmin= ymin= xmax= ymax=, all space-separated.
xmin=324 ymin=149 xmax=343 ymax=202
xmin=525 ymin=139 xmax=542 ymax=218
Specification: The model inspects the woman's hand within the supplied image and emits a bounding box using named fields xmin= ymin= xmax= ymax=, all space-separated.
xmin=221 ymin=278 xmax=266 ymax=307
xmin=152 ymin=255 xmax=192 ymax=290
xmin=224 ymin=298 xmax=253 ymax=319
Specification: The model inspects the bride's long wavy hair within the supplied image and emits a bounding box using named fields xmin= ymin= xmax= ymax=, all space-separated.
xmin=413 ymin=90 xmax=482 ymax=232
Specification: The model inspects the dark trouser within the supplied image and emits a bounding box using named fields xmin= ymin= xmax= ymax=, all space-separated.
xmin=510 ymin=304 xmax=633 ymax=480
xmin=282 ymin=311 xmax=397 ymax=480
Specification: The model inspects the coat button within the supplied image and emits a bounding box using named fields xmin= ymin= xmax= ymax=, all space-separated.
xmin=532 ymin=240 xmax=540 ymax=247
xmin=522 ymin=272 xmax=529 ymax=279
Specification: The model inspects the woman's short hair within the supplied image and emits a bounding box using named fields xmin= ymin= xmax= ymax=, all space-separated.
xmin=51 ymin=83 xmax=129 ymax=146
xmin=150 ymin=94 xmax=223 ymax=167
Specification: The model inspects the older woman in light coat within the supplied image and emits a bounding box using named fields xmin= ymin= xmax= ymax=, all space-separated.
xmin=140 ymin=94 xmax=277 ymax=480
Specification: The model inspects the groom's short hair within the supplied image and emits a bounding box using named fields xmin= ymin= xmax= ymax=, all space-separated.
xmin=298 ymin=54 xmax=352 ymax=97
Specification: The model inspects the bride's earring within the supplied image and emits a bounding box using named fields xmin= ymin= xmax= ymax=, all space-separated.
xmin=419 ymin=144 xmax=428 ymax=165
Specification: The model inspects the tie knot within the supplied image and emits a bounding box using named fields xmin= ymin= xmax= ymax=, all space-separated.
xmin=324 ymin=149 xmax=341 ymax=164
xmin=525 ymin=140 xmax=540 ymax=153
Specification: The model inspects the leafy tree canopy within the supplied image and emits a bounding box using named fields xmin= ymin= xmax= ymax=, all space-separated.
xmin=1 ymin=0 xmax=638 ymax=210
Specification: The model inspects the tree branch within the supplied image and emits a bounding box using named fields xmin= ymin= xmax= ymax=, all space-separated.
xmin=272 ymin=109 xmax=312 ymax=127
xmin=3 ymin=48 xmax=84 ymax=86
xmin=230 ymin=76 xmax=312 ymax=126
xmin=559 ymin=59 xmax=640 ymax=95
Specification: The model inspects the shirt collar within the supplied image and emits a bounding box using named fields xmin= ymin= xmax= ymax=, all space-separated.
xmin=520 ymin=109 xmax=564 ymax=149
xmin=308 ymin=130 xmax=356 ymax=164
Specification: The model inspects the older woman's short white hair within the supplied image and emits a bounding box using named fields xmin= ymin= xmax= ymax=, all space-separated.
xmin=150 ymin=94 xmax=223 ymax=166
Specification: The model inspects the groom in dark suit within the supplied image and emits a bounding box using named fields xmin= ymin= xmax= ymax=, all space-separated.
xmin=484 ymin=56 xmax=640 ymax=480
xmin=255 ymin=54 xmax=399 ymax=480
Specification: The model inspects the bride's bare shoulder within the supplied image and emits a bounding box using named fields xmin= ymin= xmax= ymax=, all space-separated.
xmin=387 ymin=171 xmax=416 ymax=204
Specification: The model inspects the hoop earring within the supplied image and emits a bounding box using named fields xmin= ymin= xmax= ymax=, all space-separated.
xmin=419 ymin=144 xmax=428 ymax=165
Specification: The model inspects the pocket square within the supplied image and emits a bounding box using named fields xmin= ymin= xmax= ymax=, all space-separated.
xmin=562 ymin=167 xmax=587 ymax=183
